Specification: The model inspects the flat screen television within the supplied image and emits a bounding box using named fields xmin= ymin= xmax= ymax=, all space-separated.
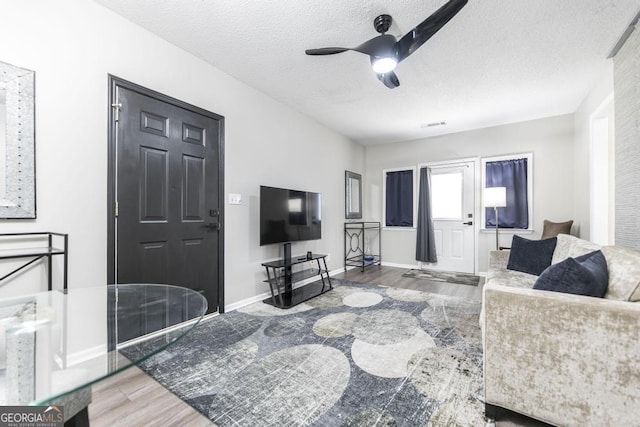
xmin=260 ymin=185 xmax=322 ymax=246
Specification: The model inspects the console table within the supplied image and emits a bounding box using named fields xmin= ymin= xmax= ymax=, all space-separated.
xmin=344 ymin=222 xmax=381 ymax=272
xmin=262 ymin=254 xmax=332 ymax=308
xmin=0 ymin=284 xmax=207 ymax=424
xmin=0 ymin=232 xmax=68 ymax=290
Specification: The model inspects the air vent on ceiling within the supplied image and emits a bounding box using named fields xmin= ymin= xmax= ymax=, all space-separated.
xmin=421 ymin=121 xmax=447 ymax=128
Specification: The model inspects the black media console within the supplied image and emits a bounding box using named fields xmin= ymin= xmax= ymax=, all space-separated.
xmin=261 ymin=244 xmax=332 ymax=308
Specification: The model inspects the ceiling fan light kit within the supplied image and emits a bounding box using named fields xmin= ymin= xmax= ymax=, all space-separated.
xmin=305 ymin=0 xmax=468 ymax=88
xmin=371 ymin=57 xmax=397 ymax=74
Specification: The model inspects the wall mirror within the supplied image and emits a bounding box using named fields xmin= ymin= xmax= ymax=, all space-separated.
xmin=345 ymin=170 xmax=362 ymax=219
xmin=0 ymin=60 xmax=35 ymax=219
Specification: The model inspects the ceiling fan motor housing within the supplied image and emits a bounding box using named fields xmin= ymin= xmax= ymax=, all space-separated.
xmin=304 ymin=0 xmax=469 ymax=89
xmin=374 ymin=14 xmax=393 ymax=34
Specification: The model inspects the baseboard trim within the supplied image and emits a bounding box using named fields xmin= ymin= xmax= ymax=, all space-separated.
xmin=225 ymin=292 xmax=272 ymax=312
xmin=67 ymin=344 xmax=108 ymax=367
xmin=225 ymin=268 xmax=345 ymax=313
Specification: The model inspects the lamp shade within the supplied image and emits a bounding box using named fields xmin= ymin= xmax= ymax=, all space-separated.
xmin=484 ymin=187 xmax=507 ymax=208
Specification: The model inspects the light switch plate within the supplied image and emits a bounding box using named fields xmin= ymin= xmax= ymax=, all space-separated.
xmin=229 ymin=193 xmax=242 ymax=205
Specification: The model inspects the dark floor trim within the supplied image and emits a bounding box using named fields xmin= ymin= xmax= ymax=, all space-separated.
xmin=486 ymin=403 xmax=555 ymax=426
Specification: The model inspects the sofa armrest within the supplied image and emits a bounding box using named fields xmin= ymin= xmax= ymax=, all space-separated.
xmin=487 ymin=250 xmax=509 ymax=277
xmin=483 ymin=283 xmax=640 ymax=426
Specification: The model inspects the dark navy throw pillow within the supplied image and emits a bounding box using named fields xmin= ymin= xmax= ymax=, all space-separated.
xmin=533 ymin=250 xmax=609 ymax=297
xmin=507 ymin=235 xmax=557 ymax=276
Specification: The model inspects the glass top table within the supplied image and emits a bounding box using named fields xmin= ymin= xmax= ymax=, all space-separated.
xmin=0 ymin=284 xmax=207 ymax=406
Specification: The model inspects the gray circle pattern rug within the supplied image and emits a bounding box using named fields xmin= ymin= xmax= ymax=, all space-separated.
xmin=123 ymin=279 xmax=493 ymax=426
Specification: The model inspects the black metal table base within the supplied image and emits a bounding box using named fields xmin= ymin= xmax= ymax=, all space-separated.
xmin=263 ymin=280 xmax=332 ymax=308
xmin=262 ymin=252 xmax=332 ymax=309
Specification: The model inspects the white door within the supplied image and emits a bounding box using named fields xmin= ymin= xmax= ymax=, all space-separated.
xmin=425 ymin=161 xmax=475 ymax=273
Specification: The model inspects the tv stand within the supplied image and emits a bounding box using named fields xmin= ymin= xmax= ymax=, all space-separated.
xmin=261 ymin=250 xmax=332 ymax=308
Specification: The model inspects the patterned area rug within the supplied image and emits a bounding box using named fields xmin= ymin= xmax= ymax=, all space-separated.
xmin=123 ymin=280 xmax=492 ymax=426
xmin=402 ymin=269 xmax=480 ymax=287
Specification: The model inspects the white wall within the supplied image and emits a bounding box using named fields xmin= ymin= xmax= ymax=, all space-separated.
xmin=0 ymin=101 xmax=5 ymax=197
xmin=613 ymin=23 xmax=640 ymax=249
xmin=0 ymin=1 xmax=364 ymax=305
xmin=364 ymin=114 xmax=575 ymax=273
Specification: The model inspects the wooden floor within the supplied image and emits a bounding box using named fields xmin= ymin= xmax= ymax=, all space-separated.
xmin=88 ymin=362 xmax=212 ymax=427
xmin=88 ymin=266 xmax=546 ymax=427
xmin=334 ymin=265 xmax=485 ymax=301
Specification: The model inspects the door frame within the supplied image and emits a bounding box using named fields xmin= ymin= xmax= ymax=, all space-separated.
xmin=419 ymin=157 xmax=479 ymax=274
xmin=589 ymin=93 xmax=615 ymax=245
xmin=107 ymin=75 xmax=225 ymax=313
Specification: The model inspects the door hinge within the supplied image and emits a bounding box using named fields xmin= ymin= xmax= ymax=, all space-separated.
xmin=115 ymin=201 xmax=119 ymax=217
xmin=112 ymin=102 xmax=122 ymax=122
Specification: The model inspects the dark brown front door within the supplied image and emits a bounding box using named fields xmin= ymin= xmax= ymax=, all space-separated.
xmin=108 ymin=77 xmax=224 ymax=315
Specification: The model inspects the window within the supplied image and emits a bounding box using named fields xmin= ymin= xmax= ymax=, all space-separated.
xmin=431 ymin=172 xmax=463 ymax=220
xmin=481 ymin=153 xmax=533 ymax=230
xmin=383 ymin=167 xmax=415 ymax=227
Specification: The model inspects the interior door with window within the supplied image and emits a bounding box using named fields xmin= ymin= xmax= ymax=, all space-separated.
xmin=428 ymin=162 xmax=475 ymax=273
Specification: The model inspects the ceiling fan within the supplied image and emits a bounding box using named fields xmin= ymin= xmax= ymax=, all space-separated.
xmin=305 ymin=0 xmax=468 ymax=89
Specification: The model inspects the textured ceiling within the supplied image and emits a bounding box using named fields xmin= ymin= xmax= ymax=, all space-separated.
xmin=93 ymin=0 xmax=639 ymax=145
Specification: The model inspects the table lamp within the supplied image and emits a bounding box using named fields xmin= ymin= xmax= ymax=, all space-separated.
xmin=484 ymin=187 xmax=507 ymax=250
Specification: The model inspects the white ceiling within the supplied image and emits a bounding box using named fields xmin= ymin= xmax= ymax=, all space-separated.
xmin=93 ymin=0 xmax=639 ymax=145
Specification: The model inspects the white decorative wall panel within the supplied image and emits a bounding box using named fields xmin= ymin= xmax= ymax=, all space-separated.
xmin=614 ymin=24 xmax=640 ymax=248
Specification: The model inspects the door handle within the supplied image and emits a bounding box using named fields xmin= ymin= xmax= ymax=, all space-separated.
xmin=463 ymin=221 xmax=473 ymax=225
xmin=204 ymin=223 xmax=220 ymax=231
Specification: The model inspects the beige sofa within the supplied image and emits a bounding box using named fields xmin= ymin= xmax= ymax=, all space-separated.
xmin=482 ymin=234 xmax=640 ymax=427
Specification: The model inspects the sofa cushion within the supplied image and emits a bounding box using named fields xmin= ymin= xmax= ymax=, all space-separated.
xmin=552 ymin=234 xmax=601 ymax=265
xmin=541 ymin=219 xmax=573 ymax=239
xmin=507 ymin=235 xmax=557 ymax=276
xmin=533 ymin=250 xmax=608 ymax=297
xmin=601 ymin=245 xmax=640 ymax=301
xmin=487 ymin=268 xmax=538 ymax=289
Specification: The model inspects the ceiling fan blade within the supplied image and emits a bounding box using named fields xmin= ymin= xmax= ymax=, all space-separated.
xmin=306 ymin=34 xmax=397 ymax=57
xmin=305 ymin=47 xmax=351 ymax=55
xmin=377 ymin=72 xmax=400 ymax=89
xmin=395 ymin=0 xmax=468 ymax=62
xmin=353 ymin=34 xmax=397 ymax=56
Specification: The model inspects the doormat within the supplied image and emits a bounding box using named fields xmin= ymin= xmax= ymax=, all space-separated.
xmin=122 ymin=280 xmax=493 ymax=426
xmin=402 ymin=269 xmax=480 ymax=287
